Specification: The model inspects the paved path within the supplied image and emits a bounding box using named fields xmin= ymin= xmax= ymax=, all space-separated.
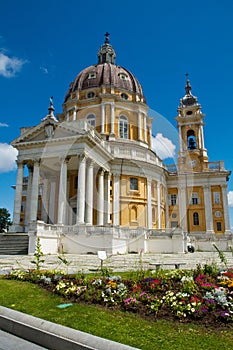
xmin=0 ymin=251 xmax=233 ymax=274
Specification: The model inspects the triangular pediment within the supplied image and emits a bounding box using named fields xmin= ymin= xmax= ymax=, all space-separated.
xmin=11 ymin=119 xmax=93 ymax=145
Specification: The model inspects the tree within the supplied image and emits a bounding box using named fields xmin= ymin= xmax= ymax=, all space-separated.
xmin=0 ymin=208 xmax=12 ymax=233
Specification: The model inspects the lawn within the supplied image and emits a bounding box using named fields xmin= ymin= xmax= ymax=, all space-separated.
xmin=0 ymin=278 xmax=233 ymax=350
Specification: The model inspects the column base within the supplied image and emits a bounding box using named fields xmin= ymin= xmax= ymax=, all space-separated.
xmin=109 ymin=133 xmax=115 ymax=140
xmin=11 ymin=224 xmax=24 ymax=233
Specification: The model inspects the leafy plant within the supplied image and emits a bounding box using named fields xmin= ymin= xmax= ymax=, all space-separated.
xmin=31 ymin=238 xmax=45 ymax=271
xmin=212 ymin=243 xmax=228 ymax=268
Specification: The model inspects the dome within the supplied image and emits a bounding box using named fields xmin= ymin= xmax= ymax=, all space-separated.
xmin=64 ymin=33 xmax=145 ymax=103
xmin=64 ymin=63 xmax=145 ymax=102
xmin=180 ymin=79 xmax=198 ymax=107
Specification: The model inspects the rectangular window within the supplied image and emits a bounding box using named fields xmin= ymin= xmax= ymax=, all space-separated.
xmin=169 ymin=194 xmax=177 ymax=206
xmin=130 ymin=177 xmax=138 ymax=191
xmin=190 ymin=192 xmax=200 ymax=205
xmin=214 ymin=192 xmax=221 ymax=204
xmin=21 ymin=203 xmax=25 ymax=213
xmin=216 ymin=222 xmax=222 ymax=232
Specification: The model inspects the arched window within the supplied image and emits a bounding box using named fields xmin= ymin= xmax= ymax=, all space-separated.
xmin=86 ymin=113 xmax=96 ymax=127
xmin=193 ymin=212 xmax=199 ymax=226
xmin=131 ymin=206 xmax=137 ymax=222
xmin=119 ymin=115 xmax=128 ymax=139
xmin=187 ymin=130 xmax=196 ymax=150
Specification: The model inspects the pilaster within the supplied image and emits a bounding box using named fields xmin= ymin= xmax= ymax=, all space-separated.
xmin=203 ymin=185 xmax=214 ymax=233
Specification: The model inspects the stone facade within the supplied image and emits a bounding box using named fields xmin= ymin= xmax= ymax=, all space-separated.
xmin=11 ymin=34 xmax=232 ymax=254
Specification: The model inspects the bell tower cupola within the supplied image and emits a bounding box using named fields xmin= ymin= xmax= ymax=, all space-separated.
xmin=175 ymin=75 xmax=208 ymax=172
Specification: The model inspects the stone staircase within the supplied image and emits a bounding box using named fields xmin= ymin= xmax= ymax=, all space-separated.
xmin=0 ymin=234 xmax=28 ymax=255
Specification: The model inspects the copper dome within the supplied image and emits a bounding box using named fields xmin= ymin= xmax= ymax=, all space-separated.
xmin=64 ymin=34 xmax=145 ymax=103
xmin=64 ymin=63 xmax=145 ymax=102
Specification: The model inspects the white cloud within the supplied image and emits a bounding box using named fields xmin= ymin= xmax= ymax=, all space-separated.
xmin=0 ymin=143 xmax=18 ymax=173
xmin=151 ymin=133 xmax=176 ymax=160
xmin=0 ymin=123 xmax=8 ymax=127
xmin=0 ymin=52 xmax=27 ymax=78
xmin=40 ymin=66 xmax=48 ymax=74
xmin=227 ymin=191 xmax=233 ymax=207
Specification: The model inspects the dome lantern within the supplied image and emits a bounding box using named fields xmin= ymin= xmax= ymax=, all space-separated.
xmin=97 ymin=32 xmax=116 ymax=64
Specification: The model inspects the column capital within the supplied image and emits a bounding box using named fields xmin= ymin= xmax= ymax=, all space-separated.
xmin=32 ymin=158 xmax=41 ymax=166
xmin=203 ymin=184 xmax=211 ymax=190
xmin=59 ymin=156 xmax=71 ymax=164
xmin=221 ymin=184 xmax=228 ymax=190
xmin=78 ymin=153 xmax=87 ymax=162
xmin=87 ymin=159 xmax=94 ymax=168
xmin=98 ymin=168 xmax=105 ymax=176
xmin=104 ymin=171 xmax=111 ymax=179
xmin=16 ymin=159 xmax=25 ymax=166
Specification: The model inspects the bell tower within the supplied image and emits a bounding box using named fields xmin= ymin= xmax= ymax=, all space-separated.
xmin=175 ymin=76 xmax=208 ymax=172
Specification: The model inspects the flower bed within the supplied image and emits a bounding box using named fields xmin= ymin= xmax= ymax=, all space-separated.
xmin=5 ymin=265 xmax=233 ymax=326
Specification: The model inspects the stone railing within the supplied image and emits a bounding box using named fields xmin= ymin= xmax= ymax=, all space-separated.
xmin=166 ymin=161 xmax=226 ymax=174
xmin=109 ymin=142 xmax=164 ymax=167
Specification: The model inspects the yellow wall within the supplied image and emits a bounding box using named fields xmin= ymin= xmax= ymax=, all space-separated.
xmin=119 ymin=175 xmax=147 ymax=227
xmin=211 ymin=185 xmax=225 ymax=233
xmin=187 ymin=186 xmax=206 ymax=232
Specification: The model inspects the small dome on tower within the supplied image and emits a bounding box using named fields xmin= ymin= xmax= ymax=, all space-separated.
xmin=180 ymin=76 xmax=199 ymax=107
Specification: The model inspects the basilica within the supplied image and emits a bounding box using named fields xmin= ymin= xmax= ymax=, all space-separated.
xmin=11 ymin=34 xmax=232 ymax=254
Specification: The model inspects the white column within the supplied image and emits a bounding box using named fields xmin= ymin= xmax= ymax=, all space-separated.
xmin=110 ymin=103 xmax=115 ymax=134
xmin=203 ymin=185 xmax=214 ymax=233
xmin=25 ymin=165 xmax=33 ymax=226
xmin=97 ymin=169 xmax=104 ymax=225
xmin=41 ymin=177 xmax=50 ymax=224
xmin=73 ymin=107 xmax=77 ymax=121
xmin=101 ymin=103 xmax=105 ymax=134
xmin=30 ymin=160 xmax=40 ymax=222
xmin=201 ymin=125 xmax=205 ymax=149
xmin=157 ymin=182 xmax=161 ymax=229
xmin=147 ymin=178 xmax=152 ymax=229
xmin=222 ymin=184 xmax=231 ymax=233
xmin=104 ymin=172 xmax=111 ymax=224
xmin=143 ymin=114 xmax=147 ymax=142
xmin=58 ymin=158 xmax=68 ymax=225
xmin=12 ymin=161 xmax=24 ymax=228
xmin=86 ymin=160 xmax=94 ymax=225
xmin=138 ymin=111 xmax=142 ymax=141
xmin=113 ymin=174 xmax=120 ymax=225
xmin=77 ymin=155 xmax=86 ymax=224
xmin=66 ymin=110 xmax=70 ymax=121
xmin=48 ymin=179 xmax=56 ymax=224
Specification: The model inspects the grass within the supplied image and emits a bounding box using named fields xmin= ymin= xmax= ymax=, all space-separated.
xmin=0 ymin=278 xmax=233 ymax=350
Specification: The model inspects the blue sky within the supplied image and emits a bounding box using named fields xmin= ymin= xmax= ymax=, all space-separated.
xmin=1 ymin=0 xmax=233 ymax=227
